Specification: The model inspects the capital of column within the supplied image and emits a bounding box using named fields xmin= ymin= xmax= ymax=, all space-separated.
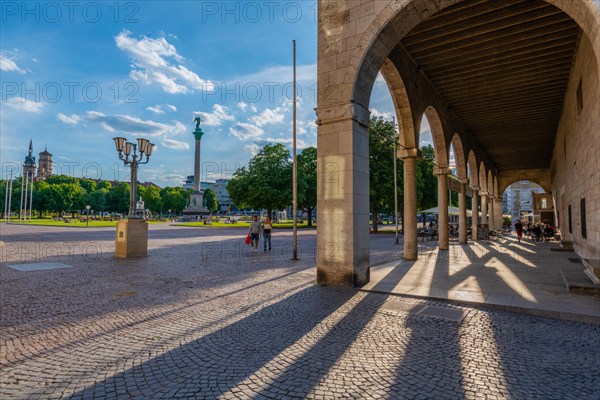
xmin=457 ymin=178 xmax=468 ymax=185
xmin=479 ymin=189 xmax=488 ymax=196
xmin=315 ymin=100 xmax=371 ymax=128
xmin=470 ymin=185 xmax=480 ymax=191
xmin=398 ymin=147 xmax=422 ymax=159
xmin=433 ymin=166 xmax=450 ymax=176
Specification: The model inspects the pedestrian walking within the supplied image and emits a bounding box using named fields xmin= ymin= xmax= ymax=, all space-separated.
xmin=515 ymin=220 xmax=523 ymax=243
xmin=262 ymin=216 xmax=273 ymax=251
xmin=248 ymin=214 xmax=261 ymax=252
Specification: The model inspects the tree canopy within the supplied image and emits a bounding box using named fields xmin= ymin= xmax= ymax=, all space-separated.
xmin=297 ymin=146 xmax=317 ymax=226
xmin=227 ymin=143 xmax=292 ymax=218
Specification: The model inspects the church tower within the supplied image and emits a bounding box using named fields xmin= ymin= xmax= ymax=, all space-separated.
xmin=23 ymin=140 xmax=36 ymax=178
xmin=37 ymin=146 xmax=53 ymax=180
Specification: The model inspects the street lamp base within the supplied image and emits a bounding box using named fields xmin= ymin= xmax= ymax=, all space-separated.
xmin=115 ymin=218 xmax=148 ymax=258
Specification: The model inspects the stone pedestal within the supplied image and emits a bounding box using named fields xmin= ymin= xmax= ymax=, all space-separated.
xmin=183 ymin=191 xmax=208 ymax=215
xmin=115 ymin=218 xmax=148 ymax=258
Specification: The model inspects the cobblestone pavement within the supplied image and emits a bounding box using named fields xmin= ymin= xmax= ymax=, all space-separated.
xmin=1 ymin=223 xmax=599 ymax=399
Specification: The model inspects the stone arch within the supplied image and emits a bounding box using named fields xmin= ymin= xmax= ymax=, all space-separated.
xmin=346 ymin=0 xmax=600 ymax=110
xmin=467 ymin=150 xmax=479 ymax=187
xmin=380 ymin=59 xmax=417 ymax=149
xmin=450 ymin=133 xmax=467 ymax=180
xmin=421 ymin=106 xmax=449 ymax=168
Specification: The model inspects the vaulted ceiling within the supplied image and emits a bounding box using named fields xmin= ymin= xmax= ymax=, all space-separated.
xmin=401 ymin=0 xmax=580 ymax=170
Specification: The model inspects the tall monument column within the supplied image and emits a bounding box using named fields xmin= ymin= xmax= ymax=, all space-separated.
xmin=183 ymin=117 xmax=208 ymax=215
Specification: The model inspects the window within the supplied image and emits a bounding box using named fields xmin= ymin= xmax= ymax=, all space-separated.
xmin=568 ymin=205 xmax=572 ymax=234
xmin=576 ymin=79 xmax=583 ymax=115
xmin=580 ymin=198 xmax=587 ymax=239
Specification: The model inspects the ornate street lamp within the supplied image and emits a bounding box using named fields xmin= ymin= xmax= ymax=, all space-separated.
xmin=113 ymin=137 xmax=154 ymax=218
xmin=86 ymin=205 xmax=91 ymax=227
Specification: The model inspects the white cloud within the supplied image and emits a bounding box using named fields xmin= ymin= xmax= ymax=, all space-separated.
xmin=4 ymin=97 xmax=44 ymax=113
xmin=115 ymin=30 xmax=214 ymax=94
xmin=0 ymin=53 xmax=26 ymax=73
xmin=57 ymin=113 xmax=81 ymax=125
xmin=146 ymin=105 xmax=165 ymax=114
xmin=161 ymin=138 xmax=189 ymax=150
xmin=237 ymin=102 xmax=248 ymax=112
xmin=232 ymin=64 xmax=316 ymax=84
xmin=258 ymin=137 xmax=311 ymax=149
xmin=166 ymin=104 xmax=177 ymax=112
xmin=229 ymin=122 xmax=263 ymax=141
xmin=195 ymin=104 xmax=234 ymax=126
xmin=250 ymin=104 xmax=258 ymax=113
xmin=244 ymin=144 xmax=260 ymax=156
xmin=249 ymin=106 xmax=286 ymax=127
xmin=370 ymin=108 xmax=394 ymax=120
xmin=80 ymin=111 xmax=186 ymax=140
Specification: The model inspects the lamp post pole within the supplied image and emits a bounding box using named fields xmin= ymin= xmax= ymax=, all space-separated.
xmin=86 ymin=205 xmax=91 ymax=227
xmin=113 ymin=137 xmax=154 ymax=218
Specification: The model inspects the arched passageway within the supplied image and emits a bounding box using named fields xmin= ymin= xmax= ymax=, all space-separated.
xmin=316 ymin=0 xmax=600 ymax=286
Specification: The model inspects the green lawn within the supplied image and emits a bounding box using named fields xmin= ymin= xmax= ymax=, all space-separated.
xmin=6 ymin=218 xmax=167 ymax=228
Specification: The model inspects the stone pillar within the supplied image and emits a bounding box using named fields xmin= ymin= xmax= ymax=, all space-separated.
xmin=193 ymin=138 xmax=201 ymax=192
xmin=435 ymin=167 xmax=449 ymax=250
xmin=494 ymin=199 xmax=504 ymax=229
xmin=400 ymin=148 xmax=421 ymax=260
xmin=316 ymin=102 xmax=370 ymax=286
xmin=471 ymin=186 xmax=479 ymax=240
xmin=481 ymin=190 xmax=488 ymax=225
xmin=488 ymin=195 xmax=495 ymax=228
xmin=458 ymin=179 xmax=468 ymax=244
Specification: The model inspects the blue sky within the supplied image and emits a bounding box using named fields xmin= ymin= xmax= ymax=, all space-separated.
xmin=1 ymin=1 xmax=434 ymax=187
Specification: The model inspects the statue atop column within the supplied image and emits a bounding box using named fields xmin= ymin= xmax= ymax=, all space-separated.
xmin=183 ymin=115 xmax=208 ymax=215
xmin=193 ymin=116 xmax=205 ymax=140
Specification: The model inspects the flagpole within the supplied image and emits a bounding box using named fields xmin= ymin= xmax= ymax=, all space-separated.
xmin=29 ymin=173 xmax=34 ymax=221
xmin=292 ymin=39 xmax=298 ymax=261
xmin=393 ymin=117 xmax=399 ymax=245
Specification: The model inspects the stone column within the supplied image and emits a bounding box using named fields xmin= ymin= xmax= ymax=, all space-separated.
xmin=480 ymin=190 xmax=488 ymax=225
xmin=488 ymin=195 xmax=495 ymax=228
xmin=471 ymin=186 xmax=479 ymax=240
xmin=458 ymin=179 xmax=468 ymax=244
xmin=435 ymin=166 xmax=449 ymax=250
xmin=193 ymin=137 xmax=201 ymax=192
xmin=400 ymin=148 xmax=421 ymax=260
xmin=494 ymin=199 xmax=504 ymax=229
xmin=316 ymin=102 xmax=370 ymax=286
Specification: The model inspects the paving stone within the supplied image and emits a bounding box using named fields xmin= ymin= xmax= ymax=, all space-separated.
xmin=0 ymin=224 xmax=599 ymax=399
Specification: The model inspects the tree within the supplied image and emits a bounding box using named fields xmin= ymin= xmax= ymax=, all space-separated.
xmin=416 ymin=144 xmax=437 ymax=211
xmin=227 ymin=143 xmax=292 ymax=219
xmin=139 ymin=185 xmax=162 ymax=214
xmin=369 ymin=117 xmax=403 ymax=232
xmin=203 ymin=188 xmax=220 ymax=213
xmin=106 ymin=182 xmax=130 ymax=214
xmin=161 ymin=187 xmax=188 ymax=214
xmin=297 ymin=147 xmax=317 ymax=226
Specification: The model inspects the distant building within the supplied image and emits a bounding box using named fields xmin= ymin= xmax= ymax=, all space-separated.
xmin=22 ymin=140 xmax=36 ymax=178
xmin=37 ymin=146 xmax=53 ymax=180
xmin=505 ymin=181 xmax=545 ymax=223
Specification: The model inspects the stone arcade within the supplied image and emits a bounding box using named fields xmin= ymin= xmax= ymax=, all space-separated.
xmin=316 ymin=0 xmax=599 ymax=286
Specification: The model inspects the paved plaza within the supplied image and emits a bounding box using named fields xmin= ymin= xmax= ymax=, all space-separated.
xmin=1 ymin=223 xmax=599 ymax=399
